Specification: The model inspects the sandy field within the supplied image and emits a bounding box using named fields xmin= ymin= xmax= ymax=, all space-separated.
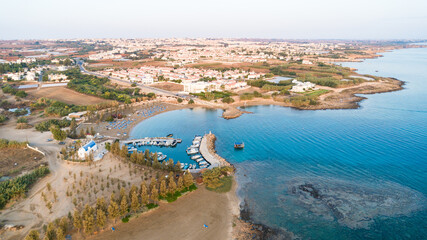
xmin=89 ymin=181 xmax=240 ymax=240
xmin=27 ymin=87 xmax=111 ymax=105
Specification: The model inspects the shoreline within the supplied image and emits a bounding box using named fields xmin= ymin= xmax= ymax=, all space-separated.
xmin=88 ymin=51 xmax=406 ymax=237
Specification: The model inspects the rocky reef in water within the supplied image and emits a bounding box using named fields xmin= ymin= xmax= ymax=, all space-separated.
xmin=287 ymin=177 xmax=426 ymax=229
xmin=239 ymin=200 xmax=295 ymax=240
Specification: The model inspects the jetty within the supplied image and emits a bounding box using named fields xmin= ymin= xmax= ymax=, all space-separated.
xmin=122 ymin=137 xmax=182 ymax=147
xmin=196 ymin=132 xmax=231 ymax=172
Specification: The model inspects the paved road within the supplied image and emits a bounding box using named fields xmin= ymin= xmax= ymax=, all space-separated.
xmin=76 ymin=60 xmax=187 ymax=98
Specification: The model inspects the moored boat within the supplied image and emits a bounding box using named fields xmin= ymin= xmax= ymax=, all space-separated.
xmin=234 ymin=142 xmax=245 ymax=149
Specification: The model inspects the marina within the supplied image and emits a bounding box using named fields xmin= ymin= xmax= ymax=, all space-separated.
xmin=185 ymin=135 xmax=212 ymax=170
xmin=121 ymin=133 xmax=218 ymax=171
xmin=123 ymin=137 xmax=182 ymax=147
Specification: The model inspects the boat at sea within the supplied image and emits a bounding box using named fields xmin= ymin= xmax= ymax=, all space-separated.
xmin=234 ymin=142 xmax=245 ymax=149
xmin=191 ymin=154 xmax=202 ymax=160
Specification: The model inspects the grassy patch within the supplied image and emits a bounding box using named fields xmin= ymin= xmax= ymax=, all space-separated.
xmin=304 ymin=89 xmax=330 ymax=97
xmin=191 ymin=91 xmax=234 ymax=101
xmin=121 ymin=216 xmax=129 ymax=223
xmin=206 ymin=176 xmax=233 ymax=193
xmin=146 ymin=203 xmax=159 ymax=210
xmin=163 ymin=191 xmax=182 ymax=202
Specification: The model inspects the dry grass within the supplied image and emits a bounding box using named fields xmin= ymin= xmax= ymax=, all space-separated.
xmin=27 ymin=87 xmax=111 ymax=105
xmin=0 ymin=148 xmax=45 ymax=177
xmin=149 ymin=82 xmax=184 ymax=92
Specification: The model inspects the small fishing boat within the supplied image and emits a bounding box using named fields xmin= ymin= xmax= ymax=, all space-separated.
xmin=166 ymin=133 xmax=173 ymax=137
xmin=191 ymin=154 xmax=202 ymax=160
xmin=234 ymin=142 xmax=245 ymax=149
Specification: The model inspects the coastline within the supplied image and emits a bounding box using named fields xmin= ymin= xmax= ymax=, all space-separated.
xmin=90 ymin=51 xmax=407 ymax=237
xmin=220 ymin=77 xmax=404 ymax=119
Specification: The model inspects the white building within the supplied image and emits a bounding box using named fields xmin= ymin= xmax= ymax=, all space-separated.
xmin=290 ymin=79 xmax=317 ymax=92
xmin=183 ymin=82 xmax=215 ymax=93
xmin=302 ymin=59 xmax=313 ymax=65
xmin=48 ymin=74 xmax=68 ymax=82
xmin=78 ymin=140 xmax=98 ymax=159
xmin=6 ymin=72 xmax=24 ymax=81
xmin=26 ymin=72 xmax=36 ymax=81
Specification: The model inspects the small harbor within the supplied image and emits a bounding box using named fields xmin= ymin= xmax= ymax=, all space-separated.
xmin=122 ymin=132 xmax=230 ymax=172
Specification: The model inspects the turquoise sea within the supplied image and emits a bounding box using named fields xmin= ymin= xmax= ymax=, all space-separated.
xmin=131 ymin=47 xmax=427 ymax=239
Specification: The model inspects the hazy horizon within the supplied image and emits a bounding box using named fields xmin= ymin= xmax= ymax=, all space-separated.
xmin=1 ymin=0 xmax=427 ymax=40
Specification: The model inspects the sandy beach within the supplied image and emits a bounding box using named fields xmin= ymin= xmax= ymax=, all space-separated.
xmin=88 ymin=181 xmax=240 ymax=240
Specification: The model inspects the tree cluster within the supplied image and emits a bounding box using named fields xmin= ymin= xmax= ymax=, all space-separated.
xmin=65 ymin=68 xmax=155 ymax=104
xmin=0 ymin=166 xmax=50 ymax=209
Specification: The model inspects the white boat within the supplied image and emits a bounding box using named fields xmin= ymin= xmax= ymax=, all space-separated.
xmin=157 ymin=152 xmax=167 ymax=161
xmin=190 ymin=144 xmax=200 ymax=148
xmin=187 ymin=148 xmax=198 ymax=155
xmin=191 ymin=154 xmax=202 ymax=160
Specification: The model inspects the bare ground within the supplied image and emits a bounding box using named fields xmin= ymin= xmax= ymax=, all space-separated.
xmin=0 ymin=148 xmax=45 ymax=177
xmin=149 ymin=82 xmax=184 ymax=92
xmin=88 ymin=181 xmax=240 ymax=240
xmin=26 ymin=87 xmax=111 ymax=105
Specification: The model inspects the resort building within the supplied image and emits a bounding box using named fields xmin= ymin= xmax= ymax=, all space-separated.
xmin=290 ymin=80 xmax=317 ymax=92
xmin=78 ymin=140 xmax=98 ymax=159
xmin=66 ymin=111 xmax=87 ymax=121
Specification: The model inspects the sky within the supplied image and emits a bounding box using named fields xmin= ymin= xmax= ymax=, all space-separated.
xmin=1 ymin=0 xmax=426 ymax=39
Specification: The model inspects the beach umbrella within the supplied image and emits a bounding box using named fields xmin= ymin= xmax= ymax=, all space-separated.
xmin=112 ymin=227 xmax=116 ymax=231
xmin=203 ymin=224 xmax=208 ymax=228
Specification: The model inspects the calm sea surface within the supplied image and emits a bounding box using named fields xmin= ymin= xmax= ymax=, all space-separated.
xmin=131 ymin=47 xmax=427 ymax=239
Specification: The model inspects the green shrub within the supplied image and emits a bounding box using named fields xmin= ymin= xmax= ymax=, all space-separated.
xmin=146 ymin=203 xmax=158 ymax=209
xmin=35 ymin=119 xmax=71 ymax=132
xmin=17 ymin=117 xmax=28 ymax=123
xmin=222 ymin=96 xmax=234 ymax=104
xmin=121 ymin=216 xmax=129 ymax=223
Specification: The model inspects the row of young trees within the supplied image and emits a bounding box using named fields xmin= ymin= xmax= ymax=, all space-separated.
xmin=108 ymin=141 xmax=182 ymax=172
xmin=0 ymin=166 xmax=50 ymax=209
xmin=25 ymin=173 xmax=195 ymax=239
